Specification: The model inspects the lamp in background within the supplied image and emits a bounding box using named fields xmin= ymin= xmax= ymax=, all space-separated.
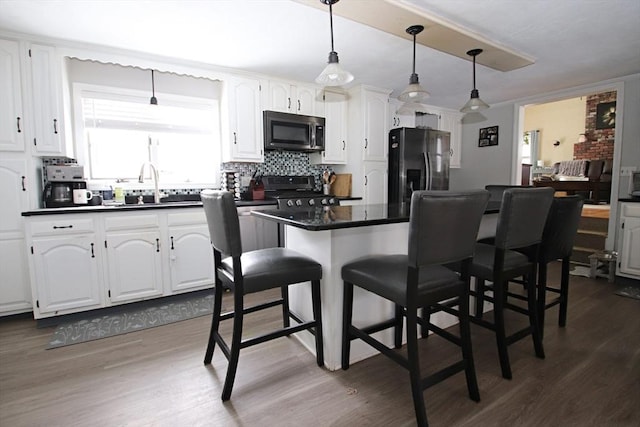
xmin=398 ymin=25 xmax=429 ymax=103
xmin=460 ymin=48 xmax=489 ymax=113
xmin=577 ymin=133 xmax=587 ymax=143
xmin=150 ymin=70 xmax=158 ymax=105
xmin=315 ymin=0 xmax=354 ymax=87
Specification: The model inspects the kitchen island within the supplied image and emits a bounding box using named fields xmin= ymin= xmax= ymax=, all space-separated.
xmin=252 ymin=202 xmax=499 ymax=371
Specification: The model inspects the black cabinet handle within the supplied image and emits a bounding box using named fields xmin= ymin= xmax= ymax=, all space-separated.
xmin=53 ymin=119 xmax=58 ymax=134
xmin=90 ymin=243 xmax=95 ymax=258
xmin=233 ymin=132 xmax=237 ymax=144
xmin=364 ymin=176 xmax=368 ymax=186
xmin=298 ymin=99 xmax=301 ymax=111
xmin=170 ymin=236 xmax=174 ymax=250
xmin=364 ymin=138 xmax=368 ymax=149
xmin=16 ymin=117 xmax=21 ymax=133
xmin=21 ymin=176 xmax=26 ymax=191
xmin=156 ymin=238 xmax=160 ymax=252
xmin=53 ymin=225 xmax=73 ymax=229
xmin=342 ymin=140 xmax=345 ymax=150
xmin=288 ymin=97 xmax=291 ymax=110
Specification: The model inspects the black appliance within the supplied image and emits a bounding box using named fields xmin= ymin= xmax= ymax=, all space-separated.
xmin=44 ymin=181 xmax=88 ymax=208
xmin=263 ymin=110 xmax=325 ymax=152
xmin=388 ymin=127 xmax=450 ymax=204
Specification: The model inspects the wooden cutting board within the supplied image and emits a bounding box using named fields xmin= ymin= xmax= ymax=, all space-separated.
xmin=331 ymin=174 xmax=352 ymax=197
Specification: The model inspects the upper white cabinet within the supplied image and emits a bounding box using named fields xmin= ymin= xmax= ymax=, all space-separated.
xmin=618 ymin=202 xmax=640 ymax=279
xmin=0 ymin=39 xmax=25 ymax=152
xmin=310 ymin=90 xmax=347 ymax=165
xmin=388 ymin=98 xmax=415 ymax=129
xmin=27 ymin=44 xmax=71 ymax=157
xmin=362 ymin=88 xmax=390 ymax=162
xmin=267 ymin=80 xmax=319 ymax=116
xmin=222 ymin=75 xmax=264 ymax=162
xmin=438 ymin=110 xmax=463 ymax=168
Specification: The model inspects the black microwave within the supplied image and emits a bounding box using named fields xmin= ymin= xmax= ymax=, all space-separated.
xmin=263 ymin=110 xmax=325 ymax=152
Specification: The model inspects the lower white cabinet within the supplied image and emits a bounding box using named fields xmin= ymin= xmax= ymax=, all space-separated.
xmin=0 ymin=237 xmax=32 ymax=314
xmin=26 ymin=217 xmax=102 ymax=317
xmin=167 ymin=211 xmax=214 ymax=293
xmin=618 ymin=202 xmax=640 ymax=279
xmin=362 ymin=162 xmax=388 ymax=205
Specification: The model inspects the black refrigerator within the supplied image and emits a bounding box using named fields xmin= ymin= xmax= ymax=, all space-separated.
xmin=388 ymin=127 xmax=450 ymax=204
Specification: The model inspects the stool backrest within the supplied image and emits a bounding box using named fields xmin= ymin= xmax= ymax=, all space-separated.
xmin=201 ymin=190 xmax=242 ymax=257
xmin=494 ymin=187 xmax=554 ymax=250
xmin=408 ymin=190 xmax=490 ymax=267
xmin=539 ymin=195 xmax=584 ymax=262
xmin=485 ymin=184 xmax=531 ymax=203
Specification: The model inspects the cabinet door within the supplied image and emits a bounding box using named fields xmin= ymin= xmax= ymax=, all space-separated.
xmin=0 ymin=238 xmax=31 ymax=314
xmin=105 ymin=230 xmax=164 ymax=303
xmin=0 ymin=39 xmax=25 ymax=152
xmin=438 ymin=111 xmax=462 ymax=168
xmin=31 ymin=235 xmax=102 ymax=314
xmin=363 ymin=90 xmax=389 ymax=162
xmin=29 ymin=44 xmax=68 ymax=156
xmin=0 ymin=158 xmax=29 ymax=235
xmin=312 ymin=90 xmax=347 ymax=164
xmin=363 ymin=162 xmax=388 ymax=205
xmin=295 ymin=85 xmax=318 ymax=116
xmin=620 ymin=216 xmax=640 ymax=277
xmin=169 ymin=225 xmax=214 ymax=292
xmin=225 ymin=76 xmax=263 ymax=162
xmin=389 ymin=98 xmax=415 ymax=129
xmin=268 ymin=81 xmax=292 ymax=113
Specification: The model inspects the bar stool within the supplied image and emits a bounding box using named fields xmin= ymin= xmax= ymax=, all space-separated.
xmin=467 ymin=187 xmax=554 ymax=379
xmin=537 ymin=195 xmax=584 ymax=337
xmin=341 ymin=190 xmax=490 ymax=427
xmin=200 ymin=190 xmax=324 ymax=400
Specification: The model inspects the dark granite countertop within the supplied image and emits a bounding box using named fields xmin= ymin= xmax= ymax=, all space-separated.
xmin=252 ymin=201 xmax=501 ymax=231
xmin=619 ymin=198 xmax=640 ymax=203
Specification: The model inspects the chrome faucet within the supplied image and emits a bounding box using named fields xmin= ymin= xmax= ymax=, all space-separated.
xmin=138 ymin=162 xmax=161 ymax=203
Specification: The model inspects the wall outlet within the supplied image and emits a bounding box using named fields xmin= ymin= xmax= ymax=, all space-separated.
xmin=620 ymin=166 xmax=638 ymax=176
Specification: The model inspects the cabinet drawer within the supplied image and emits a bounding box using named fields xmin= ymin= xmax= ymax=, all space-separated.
xmin=29 ymin=217 xmax=95 ymax=236
xmin=167 ymin=210 xmax=206 ymax=226
xmin=621 ymin=204 xmax=640 ymax=218
xmin=104 ymin=214 xmax=159 ymax=231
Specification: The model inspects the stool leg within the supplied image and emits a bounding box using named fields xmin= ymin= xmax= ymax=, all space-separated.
xmin=607 ymin=260 xmax=615 ymax=283
xmin=459 ymin=285 xmax=480 ymax=402
xmin=281 ymin=284 xmax=290 ymax=328
xmin=204 ymin=282 xmax=224 ymax=365
xmin=221 ymin=291 xmax=244 ymax=401
xmin=395 ymin=304 xmax=404 ymax=347
xmin=341 ymin=281 xmax=354 ymax=370
xmin=590 ymin=257 xmax=597 ymax=279
xmin=526 ymin=269 xmax=545 ymax=360
xmin=493 ymin=280 xmax=512 ymax=379
xmin=475 ymin=279 xmax=486 ymax=319
xmin=311 ymin=280 xmax=324 ymax=367
xmin=559 ymin=257 xmax=570 ymax=327
xmin=420 ymin=306 xmax=430 ymax=340
xmin=537 ymin=262 xmax=548 ymax=339
xmin=406 ymin=305 xmax=428 ymax=427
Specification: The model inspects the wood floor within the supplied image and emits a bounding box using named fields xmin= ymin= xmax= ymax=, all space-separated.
xmin=1 ymin=262 xmax=639 ymax=426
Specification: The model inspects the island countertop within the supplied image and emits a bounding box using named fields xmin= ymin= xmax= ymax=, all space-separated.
xmin=252 ymin=201 xmax=501 ymax=231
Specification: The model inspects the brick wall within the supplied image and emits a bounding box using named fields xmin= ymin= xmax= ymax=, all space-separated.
xmin=574 ymin=91 xmax=616 ymax=160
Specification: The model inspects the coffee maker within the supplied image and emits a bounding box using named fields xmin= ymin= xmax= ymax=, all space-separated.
xmin=43 ymin=165 xmax=87 ymax=208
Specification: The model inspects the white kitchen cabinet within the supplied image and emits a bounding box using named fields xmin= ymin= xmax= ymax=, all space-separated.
xmin=267 ymin=80 xmax=319 ymax=116
xmin=388 ymin=98 xmax=415 ymax=129
xmin=237 ymin=206 xmax=278 ymax=252
xmin=362 ymin=88 xmax=390 ymax=162
xmin=438 ymin=110 xmax=463 ymax=168
xmin=0 ymin=39 xmax=25 ymax=152
xmin=310 ymin=90 xmax=347 ymax=165
xmin=104 ymin=214 xmax=164 ymax=303
xmin=167 ymin=211 xmax=214 ymax=293
xmin=0 ymin=157 xmax=31 ymax=315
xmin=26 ymin=216 xmax=102 ymax=317
xmin=222 ymin=75 xmax=264 ymax=162
xmin=27 ymin=44 xmax=70 ymax=157
xmin=362 ymin=162 xmax=388 ymax=205
xmin=618 ymin=202 xmax=640 ymax=279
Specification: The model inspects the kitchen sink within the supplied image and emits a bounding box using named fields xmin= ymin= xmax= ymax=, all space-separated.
xmin=124 ymin=194 xmax=202 ymax=205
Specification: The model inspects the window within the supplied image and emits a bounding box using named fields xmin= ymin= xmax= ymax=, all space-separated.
xmin=75 ymin=84 xmax=220 ymax=186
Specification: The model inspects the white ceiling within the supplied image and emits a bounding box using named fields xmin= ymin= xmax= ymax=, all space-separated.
xmin=1 ymin=0 xmax=639 ymax=110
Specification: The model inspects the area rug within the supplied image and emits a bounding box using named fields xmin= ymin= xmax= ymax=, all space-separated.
xmin=48 ymin=291 xmax=214 ymax=349
xmin=569 ymin=265 xmax=592 ymax=278
xmin=615 ymin=285 xmax=640 ymax=301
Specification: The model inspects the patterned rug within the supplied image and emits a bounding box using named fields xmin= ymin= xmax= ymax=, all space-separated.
xmin=615 ymin=285 xmax=640 ymax=300
xmin=48 ymin=291 xmax=214 ymax=349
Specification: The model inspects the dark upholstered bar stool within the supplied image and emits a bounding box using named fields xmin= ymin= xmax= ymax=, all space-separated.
xmin=341 ymin=190 xmax=490 ymax=427
xmin=468 ymin=187 xmax=554 ymax=379
xmin=200 ymin=190 xmax=323 ymax=401
xmin=536 ymin=195 xmax=584 ymax=338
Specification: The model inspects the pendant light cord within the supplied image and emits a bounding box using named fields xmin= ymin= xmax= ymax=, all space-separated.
xmin=151 ymin=70 xmax=156 ymax=97
xmin=329 ymin=1 xmax=335 ymax=52
xmin=412 ymin=32 xmax=416 ymax=74
xmin=472 ymin=54 xmax=477 ymax=90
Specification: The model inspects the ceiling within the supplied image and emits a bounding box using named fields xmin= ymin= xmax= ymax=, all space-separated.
xmin=1 ymin=0 xmax=639 ymax=110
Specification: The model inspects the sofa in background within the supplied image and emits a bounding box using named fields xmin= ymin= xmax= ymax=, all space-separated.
xmin=533 ymin=159 xmax=612 ymax=204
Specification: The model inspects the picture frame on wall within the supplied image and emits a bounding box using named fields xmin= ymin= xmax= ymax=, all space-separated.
xmin=596 ymin=101 xmax=616 ymax=129
xmin=479 ymin=126 xmax=499 ymax=147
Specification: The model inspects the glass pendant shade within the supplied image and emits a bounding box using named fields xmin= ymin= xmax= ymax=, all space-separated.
xmin=316 ymin=51 xmax=354 ymax=86
xmin=460 ymin=49 xmax=489 ymax=113
xmin=316 ymin=0 xmax=353 ymax=87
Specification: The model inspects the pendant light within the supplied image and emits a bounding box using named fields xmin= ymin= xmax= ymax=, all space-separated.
xmin=460 ymin=49 xmax=489 ymax=113
xmin=398 ymin=25 xmax=429 ymax=103
xmin=315 ymin=0 xmax=354 ymax=87
xmin=150 ymin=70 xmax=158 ymax=105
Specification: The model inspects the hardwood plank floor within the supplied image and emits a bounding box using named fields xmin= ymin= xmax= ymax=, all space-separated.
xmin=1 ymin=262 xmax=638 ymax=426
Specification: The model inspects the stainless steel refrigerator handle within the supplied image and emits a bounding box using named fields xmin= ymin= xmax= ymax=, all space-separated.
xmin=424 ymin=152 xmax=432 ymax=190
